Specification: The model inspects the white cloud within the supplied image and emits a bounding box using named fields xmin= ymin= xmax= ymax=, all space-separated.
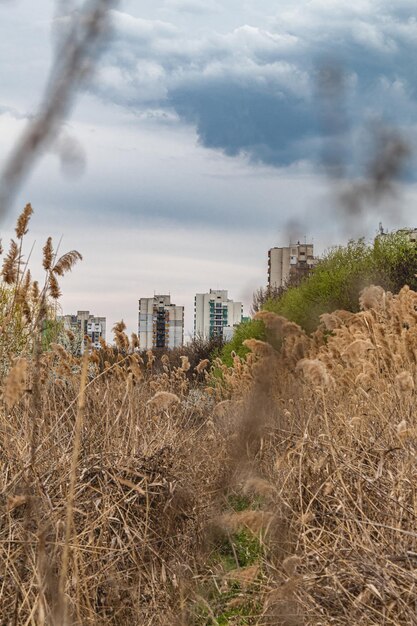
xmin=163 ymin=0 xmax=221 ymax=15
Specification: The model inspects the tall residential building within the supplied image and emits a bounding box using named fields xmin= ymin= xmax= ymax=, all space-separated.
xmin=194 ymin=289 xmax=243 ymax=340
xmin=61 ymin=310 xmax=106 ymax=353
xmin=138 ymin=295 xmax=184 ymax=350
xmin=268 ymin=242 xmax=317 ymax=289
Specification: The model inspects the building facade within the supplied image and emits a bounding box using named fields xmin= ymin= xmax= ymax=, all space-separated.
xmin=268 ymin=242 xmax=316 ymax=289
xmin=61 ymin=310 xmax=106 ymax=353
xmin=138 ymin=295 xmax=184 ymax=350
xmin=194 ymin=289 xmax=243 ymax=340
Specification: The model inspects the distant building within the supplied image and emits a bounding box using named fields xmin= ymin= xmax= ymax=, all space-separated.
xmin=194 ymin=289 xmax=243 ymax=340
xmin=138 ymin=295 xmax=184 ymax=350
xmin=377 ymin=225 xmax=417 ymax=243
xmin=61 ymin=310 xmax=106 ymax=353
xmin=268 ymin=242 xmax=317 ymax=289
xmin=393 ymin=228 xmax=417 ymax=243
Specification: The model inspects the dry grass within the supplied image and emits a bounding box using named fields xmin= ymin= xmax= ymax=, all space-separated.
xmin=1 ymin=208 xmax=417 ymax=624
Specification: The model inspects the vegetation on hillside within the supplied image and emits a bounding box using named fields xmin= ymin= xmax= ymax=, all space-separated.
xmin=223 ymin=231 xmax=417 ymax=364
xmin=264 ymin=231 xmax=417 ymax=332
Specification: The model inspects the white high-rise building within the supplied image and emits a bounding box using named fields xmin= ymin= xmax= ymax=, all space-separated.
xmin=61 ymin=311 xmax=106 ymax=353
xmin=268 ymin=243 xmax=316 ymax=289
xmin=194 ymin=289 xmax=243 ymax=340
xmin=138 ymin=295 xmax=184 ymax=350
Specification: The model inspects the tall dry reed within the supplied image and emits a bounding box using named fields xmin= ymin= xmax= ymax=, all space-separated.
xmin=1 ymin=208 xmax=417 ymax=625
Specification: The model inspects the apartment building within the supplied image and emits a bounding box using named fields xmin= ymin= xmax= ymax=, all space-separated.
xmin=138 ymin=295 xmax=184 ymax=350
xmin=61 ymin=310 xmax=106 ymax=353
xmin=268 ymin=242 xmax=317 ymax=289
xmin=194 ymin=289 xmax=243 ymax=340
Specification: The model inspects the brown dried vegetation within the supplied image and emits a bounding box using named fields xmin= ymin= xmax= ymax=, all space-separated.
xmin=1 ymin=209 xmax=417 ymax=625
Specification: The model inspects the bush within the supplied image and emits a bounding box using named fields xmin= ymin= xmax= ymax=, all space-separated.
xmin=221 ymin=319 xmax=266 ymax=366
xmin=143 ymin=334 xmax=225 ymax=377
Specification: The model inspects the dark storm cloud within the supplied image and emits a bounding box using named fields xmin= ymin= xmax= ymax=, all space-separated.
xmin=170 ymin=81 xmax=316 ymax=165
xmin=90 ymin=3 xmax=417 ymax=169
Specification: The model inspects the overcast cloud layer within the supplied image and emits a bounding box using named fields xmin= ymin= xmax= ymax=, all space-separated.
xmin=93 ymin=1 xmax=417 ymax=168
xmin=1 ymin=1 xmax=417 ymax=336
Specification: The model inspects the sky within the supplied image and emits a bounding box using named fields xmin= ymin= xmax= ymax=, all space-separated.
xmin=1 ymin=0 xmax=417 ymax=338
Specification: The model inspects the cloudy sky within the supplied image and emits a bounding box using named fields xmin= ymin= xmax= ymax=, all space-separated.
xmin=1 ymin=0 xmax=417 ymax=337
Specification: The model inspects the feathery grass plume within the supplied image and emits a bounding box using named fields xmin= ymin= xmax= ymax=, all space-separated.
xmin=355 ymin=372 xmax=373 ymax=389
xmin=129 ymin=354 xmax=143 ymax=381
xmin=15 ymin=202 xmax=33 ymax=239
xmin=1 ymin=239 xmax=19 ymax=284
xmin=31 ymin=280 xmax=39 ymax=301
xmin=113 ymin=320 xmax=129 ymax=351
xmin=342 ymin=339 xmax=375 ymax=361
xmin=359 ymin=285 xmax=386 ymax=311
xmin=66 ymin=329 xmax=75 ymax=342
xmin=147 ymin=390 xmax=180 ymax=411
xmin=89 ymin=349 xmax=100 ymax=365
xmin=225 ymin=564 xmax=260 ymax=589
xmin=242 ymin=476 xmax=276 ymax=499
xmin=6 ymin=494 xmax=28 ymax=513
xmin=395 ymin=371 xmax=414 ymax=393
xmin=22 ymin=300 xmax=32 ymax=323
xmin=130 ymin=332 xmax=139 ymax=349
xmin=254 ymin=310 xmax=285 ymax=334
xmin=255 ymin=310 xmax=305 ymax=340
xmin=214 ymin=399 xmax=232 ymax=418
xmin=114 ymin=330 xmax=129 ymax=351
xmin=319 ymin=310 xmax=354 ymax=331
xmin=0 ymin=239 xmax=2 ymax=255
xmin=220 ymin=510 xmax=273 ymax=535
xmin=3 ymin=357 xmax=27 ymax=408
xmin=21 ymin=268 xmax=31 ymax=295
xmin=42 ymin=236 xmax=53 ymax=271
xmin=15 ymin=271 xmax=32 ymax=312
xmin=243 ymin=338 xmax=275 ymax=358
xmin=180 ymin=355 xmax=190 ymax=372
xmin=48 ymin=272 xmax=61 ymax=299
xmin=50 ymin=342 xmax=70 ymax=361
xmin=146 ymin=350 xmax=156 ymax=368
xmin=282 ymin=555 xmax=302 ymax=577
xmin=113 ymin=320 xmax=126 ymax=333
xmin=396 ymin=419 xmax=409 ymax=437
xmin=296 ymin=358 xmax=331 ymax=387
xmin=52 ymin=250 xmax=82 ymax=276
xmin=195 ymin=358 xmax=209 ymax=374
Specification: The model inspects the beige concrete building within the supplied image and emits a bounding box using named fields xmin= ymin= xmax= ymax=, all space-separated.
xmin=61 ymin=311 xmax=106 ymax=353
xmin=138 ymin=295 xmax=184 ymax=350
xmin=268 ymin=242 xmax=316 ymax=289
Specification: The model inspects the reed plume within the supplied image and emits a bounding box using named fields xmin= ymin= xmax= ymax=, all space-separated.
xmin=42 ymin=237 xmax=53 ymax=271
xmin=52 ymin=249 xmax=83 ymax=276
xmin=15 ymin=202 xmax=33 ymax=239
xmin=1 ymin=239 xmax=19 ymax=284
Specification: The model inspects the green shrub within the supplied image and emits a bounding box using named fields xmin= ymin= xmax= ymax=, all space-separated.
xmin=221 ymin=319 xmax=266 ymax=366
